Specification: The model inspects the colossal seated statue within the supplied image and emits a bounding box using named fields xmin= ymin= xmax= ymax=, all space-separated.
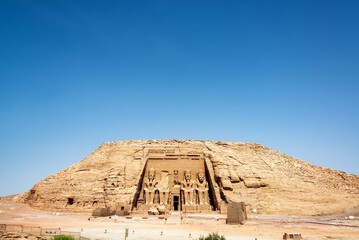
xmin=158 ymin=170 xmax=170 ymax=205
xmin=181 ymin=169 xmax=196 ymax=205
xmin=143 ymin=167 xmax=158 ymax=204
xmin=195 ymin=170 xmax=209 ymax=205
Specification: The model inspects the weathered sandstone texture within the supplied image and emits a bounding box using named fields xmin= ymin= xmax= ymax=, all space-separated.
xmin=16 ymin=140 xmax=359 ymax=216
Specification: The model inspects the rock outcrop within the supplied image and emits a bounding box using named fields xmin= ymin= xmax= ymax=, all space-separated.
xmin=16 ymin=140 xmax=359 ymax=216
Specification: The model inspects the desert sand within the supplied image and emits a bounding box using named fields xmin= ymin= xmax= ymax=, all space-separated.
xmin=1 ymin=197 xmax=358 ymax=240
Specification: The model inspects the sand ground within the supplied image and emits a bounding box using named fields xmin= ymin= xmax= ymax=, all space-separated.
xmin=0 ymin=198 xmax=358 ymax=240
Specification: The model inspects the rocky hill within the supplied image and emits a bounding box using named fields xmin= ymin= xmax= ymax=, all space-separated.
xmin=16 ymin=140 xmax=359 ymax=216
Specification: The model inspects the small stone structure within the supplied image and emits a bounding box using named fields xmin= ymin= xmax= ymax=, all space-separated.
xmin=92 ymin=207 xmax=113 ymax=217
xmin=226 ymin=202 xmax=247 ymax=224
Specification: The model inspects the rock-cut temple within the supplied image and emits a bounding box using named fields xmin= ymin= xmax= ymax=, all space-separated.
xmin=134 ymin=149 xmax=217 ymax=214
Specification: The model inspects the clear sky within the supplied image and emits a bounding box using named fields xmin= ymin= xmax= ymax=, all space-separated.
xmin=0 ymin=0 xmax=358 ymax=197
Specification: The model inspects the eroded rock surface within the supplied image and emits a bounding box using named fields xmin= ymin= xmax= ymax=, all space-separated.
xmin=16 ymin=140 xmax=359 ymax=216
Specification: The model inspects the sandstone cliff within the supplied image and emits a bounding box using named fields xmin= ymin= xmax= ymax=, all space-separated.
xmin=16 ymin=140 xmax=359 ymax=216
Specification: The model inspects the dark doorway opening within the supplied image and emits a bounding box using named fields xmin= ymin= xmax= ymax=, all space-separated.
xmin=67 ymin=198 xmax=74 ymax=205
xmin=173 ymin=196 xmax=179 ymax=211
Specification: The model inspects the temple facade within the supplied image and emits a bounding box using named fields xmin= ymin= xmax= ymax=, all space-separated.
xmin=134 ymin=148 xmax=216 ymax=213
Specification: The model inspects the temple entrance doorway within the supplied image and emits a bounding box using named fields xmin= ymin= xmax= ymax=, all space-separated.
xmin=173 ymin=196 xmax=179 ymax=211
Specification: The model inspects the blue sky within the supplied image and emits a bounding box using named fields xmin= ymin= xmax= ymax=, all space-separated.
xmin=0 ymin=0 xmax=358 ymax=197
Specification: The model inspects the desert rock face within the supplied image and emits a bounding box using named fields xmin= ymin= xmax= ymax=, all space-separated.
xmin=16 ymin=140 xmax=359 ymax=216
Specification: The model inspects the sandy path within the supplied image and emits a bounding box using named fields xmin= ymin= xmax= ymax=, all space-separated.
xmin=0 ymin=199 xmax=358 ymax=240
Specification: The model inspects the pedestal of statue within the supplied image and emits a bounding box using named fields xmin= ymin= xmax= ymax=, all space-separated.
xmin=198 ymin=204 xmax=211 ymax=212
xmin=136 ymin=203 xmax=154 ymax=213
xmin=182 ymin=205 xmax=196 ymax=213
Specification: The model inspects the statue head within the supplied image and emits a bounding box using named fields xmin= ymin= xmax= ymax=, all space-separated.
xmin=198 ymin=170 xmax=205 ymax=183
xmin=184 ymin=169 xmax=191 ymax=181
xmin=148 ymin=167 xmax=155 ymax=181
xmin=174 ymin=170 xmax=178 ymax=177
